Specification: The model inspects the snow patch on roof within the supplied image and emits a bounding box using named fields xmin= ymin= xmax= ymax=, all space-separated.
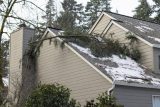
xmin=3 ymin=77 xmax=9 ymax=86
xmin=71 ymin=43 xmax=96 ymax=58
xmin=139 ymin=22 xmax=148 ymax=26
xmin=148 ymin=36 xmax=160 ymax=43
xmin=71 ymin=43 xmax=160 ymax=86
xmin=135 ymin=26 xmax=146 ymax=32
xmin=135 ymin=25 xmax=154 ymax=33
xmin=124 ymin=21 xmax=133 ymax=25
xmin=142 ymin=26 xmax=154 ymax=31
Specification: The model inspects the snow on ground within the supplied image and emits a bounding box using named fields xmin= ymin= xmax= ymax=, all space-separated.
xmin=71 ymin=43 xmax=160 ymax=86
xmin=148 ymin=36 xmax=160 ymax=43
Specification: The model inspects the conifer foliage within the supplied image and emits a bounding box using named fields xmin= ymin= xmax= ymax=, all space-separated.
xmin=57 ymin=0 xmax=84 ymax=35
xmin=43 ymin=0 xmax=56 ymax=27
xmin=133 ymin=0 xmax=152 ymax=21
xmin=85 ymin=0 xmax=111 ymax=29
xmin=153 ymin=0 xmax=160 ymax=23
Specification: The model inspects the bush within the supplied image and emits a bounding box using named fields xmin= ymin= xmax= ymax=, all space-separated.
xmin=25 ymin=84 xmax=80 ymax=107
xmin=84 ymin=92 xmax=123 ymax=107
xmin=0 ymin=93 xmax=3 ymax=105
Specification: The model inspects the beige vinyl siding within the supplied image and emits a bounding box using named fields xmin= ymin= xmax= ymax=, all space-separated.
xmin=9 ymin=28 xmax=23 ymax=98
xmin=37 ymin=33 xmax=112 ymax=105
xmin=92 ymin=14 xmax=111 ymax=34
xmin=104 ymin=24 xmax=129 ymax=44
xmin=138 ymin=41 xmax=153 ymax=70
xmin=103 ymin=23 xmax=154 ymax=71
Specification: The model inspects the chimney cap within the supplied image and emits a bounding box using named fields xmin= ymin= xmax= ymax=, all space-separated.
xmin=19 ymin=23 xmax=27 ymax=28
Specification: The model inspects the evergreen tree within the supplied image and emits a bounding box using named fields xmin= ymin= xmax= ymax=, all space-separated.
xmin=84 ymin=0 xmax=111 ymax=29
xmin=57 ymin=0 xmax=84 ymax=35
xmin=133 ymin=0 xmax=152 ymax=21
xmin=43 ymin=0 xmax=56 ymax=27
xmin=153 ymin=0 xmax=160 ymax=23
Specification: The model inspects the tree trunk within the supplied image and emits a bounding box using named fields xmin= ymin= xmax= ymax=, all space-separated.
xmin=0 ymin=35 xmax=3 ymax=91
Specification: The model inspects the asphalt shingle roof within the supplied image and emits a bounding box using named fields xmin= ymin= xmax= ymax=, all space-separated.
xmin=106 ymin=12 xmax=160 ymax=44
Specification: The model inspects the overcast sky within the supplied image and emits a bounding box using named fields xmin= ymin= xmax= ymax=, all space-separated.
xmin=3 ymin=0 xmax=155 ymax=39
xmin=54 ymin=0 xmax=155 ymax=16
xmin=22 ymin=0 xmax=155 ymax=20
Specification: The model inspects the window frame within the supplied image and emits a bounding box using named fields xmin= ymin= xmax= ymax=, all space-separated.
xmin=159 ymin=56 xmax=160 ymax=69
xmin=152 ymin=95 xmax=160 ymax=107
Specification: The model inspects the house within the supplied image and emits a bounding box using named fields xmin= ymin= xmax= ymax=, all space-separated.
xmin=8 ymin=12 xmax=160 ymax=107
xmin=89 ymin=12 xmax=160 ymax=74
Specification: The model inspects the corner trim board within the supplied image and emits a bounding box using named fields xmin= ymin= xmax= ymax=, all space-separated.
xmin=89 ymin=13 xmax=104 ymax=34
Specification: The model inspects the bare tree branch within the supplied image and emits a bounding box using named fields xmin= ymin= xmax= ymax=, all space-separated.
xmin=7 ymin=15 xmax=37 ymax=27
xmin=25 ymin=0 xmax=45 ymax=12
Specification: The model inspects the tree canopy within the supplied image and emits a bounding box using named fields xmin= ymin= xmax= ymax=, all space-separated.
xmin=85 ymin=0 xmax=111 ymax=29
xmin=133 ymin=0 xmax=152 ymax=21
xmin=56 ymin=0 xmax=84 ymax=35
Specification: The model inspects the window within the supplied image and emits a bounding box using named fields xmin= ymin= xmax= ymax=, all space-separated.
xmin=152 ymin=95 xmax=160 ymax=107
xmin=159 ymin=56 xmax=160 ymax=69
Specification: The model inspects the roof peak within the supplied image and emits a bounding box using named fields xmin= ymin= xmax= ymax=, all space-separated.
xmin=48 ymin=27 xmax=62 ymax=31
xmin=105 ymin=11 xmax=160 ymax=25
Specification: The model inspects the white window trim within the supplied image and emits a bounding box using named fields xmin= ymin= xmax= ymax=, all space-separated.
xmin=152 ymin=95 xmax=160 ymax=107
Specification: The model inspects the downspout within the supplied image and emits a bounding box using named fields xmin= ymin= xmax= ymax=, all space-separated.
xmin=107 ymin=80 xmax=115 ymax=96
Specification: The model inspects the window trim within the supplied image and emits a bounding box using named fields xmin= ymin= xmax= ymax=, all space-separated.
xmin=159 ymin=56 xmax=160 ymax=69
xmin=152 ymin=95 xmax=160 ymax=107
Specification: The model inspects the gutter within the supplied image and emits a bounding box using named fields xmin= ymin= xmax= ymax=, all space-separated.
xmin=115 ymin=81 xmax=160 ymax=90
xmin=153 ymin=44 xmax=160 ymax=48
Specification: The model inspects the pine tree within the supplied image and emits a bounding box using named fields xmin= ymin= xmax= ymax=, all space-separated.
xmin=153 ymin=0 xmax=160 ymax=23
xmin=84 ymin=0 xmax=111 ymax=29
xmin=133 ymin=0 xmax=152 ymax=21
xmin=57 ymin=0 xmax=84 ymax=35
xmin=43 ymin=0 xmax=56 ymax=27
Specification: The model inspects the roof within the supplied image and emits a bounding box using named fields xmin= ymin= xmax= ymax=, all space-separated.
xmin=105 ymin=12 xmax=160 ymax=45
xmin=47 ymin=28 xmax=160 ymax=89
xmin=48 ymin=27 xmax=62 ymax=35
xmin=70 ymin=43 xmax=160 ymax=89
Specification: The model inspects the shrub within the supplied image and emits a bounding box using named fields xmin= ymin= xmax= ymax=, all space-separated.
xmin=84 ymin=92 xmax=123 ymax=107
xmin=25 ymin=84 xmax=80 ymax=107
xmin=0 ymin=93 xmax=3 ymax=105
